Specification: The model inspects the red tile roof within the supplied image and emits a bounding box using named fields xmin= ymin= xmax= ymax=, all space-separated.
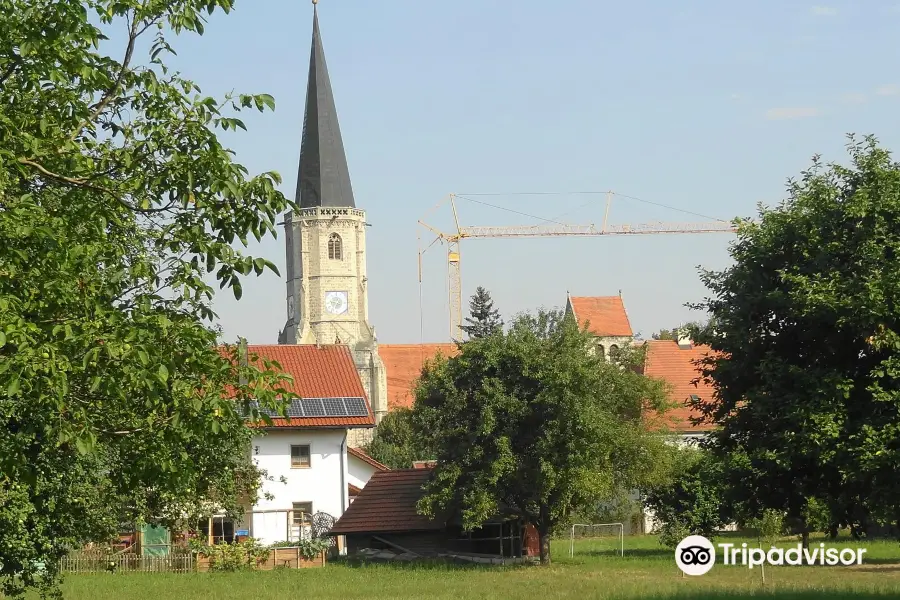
xmin=379 ymin=344 xmax=458 ymax=410
xmin=643 ymin=340 xmax=716 ymax=432
xmin=227 ymin=344 xmax=375 ymax=428
xmin=329 ymin=469 xmax=447 ymax=535
xmin=569 ymin=296 xmax=633 ymax=337
xmin=349 ymin=447 xmax=390 ymax=471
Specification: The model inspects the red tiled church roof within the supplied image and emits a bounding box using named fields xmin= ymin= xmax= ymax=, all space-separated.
xmin=568 ymin=296 xmax=633 ymax=337
xmin=329 ymin=469 xmax=446 ymax=535
xmin=379 ymin=344 xmax=457 ymax=410
xmin=643 ymin=339 xmax=716 ymax=432
xmin=225 ymin=344 xmax=375 ymax=428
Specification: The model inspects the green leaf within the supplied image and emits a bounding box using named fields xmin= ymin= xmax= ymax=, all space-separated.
xmin=138 ymin=350 xmax=150 ymax=366
xmin=75 ymin=435 xmax=91 ymax=455
xmin=224 ymin=180 xmax=240 ymax=199
xmin=258 ymin=94 xmax=275 ymax=111
xmin=0 ymin=331 xmax=6 ymax=348
xmin=158 ymin=364 xmax=169 ymax=383
xmin=7 ymin=376 xmax=20 ymax=396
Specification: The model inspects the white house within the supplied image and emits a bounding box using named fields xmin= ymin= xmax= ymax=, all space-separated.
xmin=230 ymin=344 xmax=388 ymax=545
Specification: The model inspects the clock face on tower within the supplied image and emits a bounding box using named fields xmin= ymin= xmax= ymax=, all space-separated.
xmin=324 ymin=291 xmax=349 ymax=315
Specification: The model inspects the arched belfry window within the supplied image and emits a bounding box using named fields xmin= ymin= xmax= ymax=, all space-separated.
xmin=328 ymin=233 xmax=343 ymax=260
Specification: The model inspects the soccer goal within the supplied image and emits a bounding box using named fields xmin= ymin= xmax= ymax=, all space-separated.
xmin=569 ymin=523 xmax=625 ymax=558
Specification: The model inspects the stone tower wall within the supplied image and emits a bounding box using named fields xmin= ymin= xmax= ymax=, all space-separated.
xmin=282 ymin=206 xmax=388 ymax=446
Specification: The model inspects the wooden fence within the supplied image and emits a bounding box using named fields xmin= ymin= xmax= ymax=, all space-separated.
xmin=60 ymin=552 xmax=194 ymax=574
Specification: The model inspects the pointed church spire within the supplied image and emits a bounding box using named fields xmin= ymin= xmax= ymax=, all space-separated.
xmin=295 ymin=2 xmax=355 ymax=208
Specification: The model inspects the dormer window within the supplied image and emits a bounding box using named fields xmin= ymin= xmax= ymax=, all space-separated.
xmin=328 ymin=233 xmax=343 ymax=260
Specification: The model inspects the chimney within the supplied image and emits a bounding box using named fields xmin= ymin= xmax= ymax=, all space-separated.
xmin=676 ymin=328 xmax=691 ymax=350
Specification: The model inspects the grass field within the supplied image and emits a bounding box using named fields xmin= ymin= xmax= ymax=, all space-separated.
xmin=45 ymin=534 xmax=900 ymax=600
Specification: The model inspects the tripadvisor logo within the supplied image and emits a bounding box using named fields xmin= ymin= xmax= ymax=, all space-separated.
xmin=675 ymin=535 xmax=867 ymax=576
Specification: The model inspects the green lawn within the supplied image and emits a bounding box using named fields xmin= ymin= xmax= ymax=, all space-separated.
xmin=47 ymin=534 xmax=900 ymax=600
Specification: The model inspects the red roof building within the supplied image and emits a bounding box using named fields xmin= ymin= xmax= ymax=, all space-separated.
xmin=567 ymin=295 xmax=634 ymax=338
xmin=348 ymin=447 xmax=390 ymax=472
xmin=378 ymin=344 xmax=457 ymax=410
xmin=240 ymin=344 xmax=375 ymax=429
xmin=642 ymin=339 xmax=716 ymax=432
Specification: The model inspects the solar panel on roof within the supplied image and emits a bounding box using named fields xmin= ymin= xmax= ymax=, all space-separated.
xmin=322 ymin=398 xmax=348 ymax=416
xmin=285 ymin=399 xmax=305 ymax=417
xmin=343 ymin=397 xmax=368 ymax=416
xmin=300 ymin=398 xmax=326 ymax=416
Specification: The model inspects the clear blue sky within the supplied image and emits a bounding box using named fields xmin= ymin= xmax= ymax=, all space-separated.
xmin=148 ymin=0 xmax=900 ymax=344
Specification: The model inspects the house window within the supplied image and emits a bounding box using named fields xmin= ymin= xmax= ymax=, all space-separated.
xmin=198 ymin=516 xmax=235 ymax=545
xmin=328 ymin=233 xmax=342 ymax=260
xmin=596 ymin=343 xmax=606 ymax=360
xmin=292 ymin=502 xmax=313 ymax=541
xmin=290 ymin=444 xmax=311 ymax=468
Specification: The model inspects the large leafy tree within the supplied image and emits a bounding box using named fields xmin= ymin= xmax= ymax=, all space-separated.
xmin=642 ymin=446 xmax=732 ymax=538
xmin=364 ymin=407 xmax=436 ymax=470
xmin=415 ymin=308 xmax=671 ymax=564
xmin=691 ymin=135 xmax=900 ymax=544
xmin=0 ymin=1 xmax=293 ymax=596
xmin=459 ymin=286 xmax=503 ymax=340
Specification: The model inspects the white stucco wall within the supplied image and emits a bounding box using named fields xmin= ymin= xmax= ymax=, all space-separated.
xmin=347 ymin=453 xmax=378 ymax=491
xmin=249 ymin=429 xmax=348 ymax=544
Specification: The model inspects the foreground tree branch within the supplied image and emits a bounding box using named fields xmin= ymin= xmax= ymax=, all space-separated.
xmin=0 ymin=1 xmax=294 ymax=597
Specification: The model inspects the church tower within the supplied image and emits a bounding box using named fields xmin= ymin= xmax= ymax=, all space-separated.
xmin=279 ymin=5 xmax=388 ymax=442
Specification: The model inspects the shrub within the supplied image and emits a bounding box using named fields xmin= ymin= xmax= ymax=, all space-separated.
xmin=657 ymin=520 xmax=691 ymax=549
xmin=643 ymin=447 xmax=730 ymax=538
xmin=268 ymin=538 xmax=331 ymax=560
xmin=191 ymin=538 xmax=269 ymax=572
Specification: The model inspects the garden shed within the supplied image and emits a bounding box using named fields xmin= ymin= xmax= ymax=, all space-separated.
xmin=328 ymin=468 xmax=539 ymax=561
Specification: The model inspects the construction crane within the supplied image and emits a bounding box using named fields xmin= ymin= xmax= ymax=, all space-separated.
xmin=418 ymin=191 xmax=740 ymax=341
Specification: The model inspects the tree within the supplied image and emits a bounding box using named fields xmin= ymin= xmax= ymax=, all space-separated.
xmin=652 ymin=329 xmax=678 ymax=341
xmin=753 ymin=509 xmax=785 ymax=585
xmin=414 ymin=308 xmax=671 ymax=564
xmin=459 ymin=286 xmax=503 ymax=340
xmin=364 ymin=408 xmax=435 ymax=470
xmin=0 ymin=1 xmax=293 ymax=596
xmin=651 ymin=320 xmax=716 ymax=341
xmin=690 ymin=135 xmax=900 ymax=545
xmin=643 ymin=446 xmax=731 ymax=538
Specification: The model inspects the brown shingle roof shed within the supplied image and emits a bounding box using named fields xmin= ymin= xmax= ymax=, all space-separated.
xmin=329 ymin=469 xmax=447 ymax=535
